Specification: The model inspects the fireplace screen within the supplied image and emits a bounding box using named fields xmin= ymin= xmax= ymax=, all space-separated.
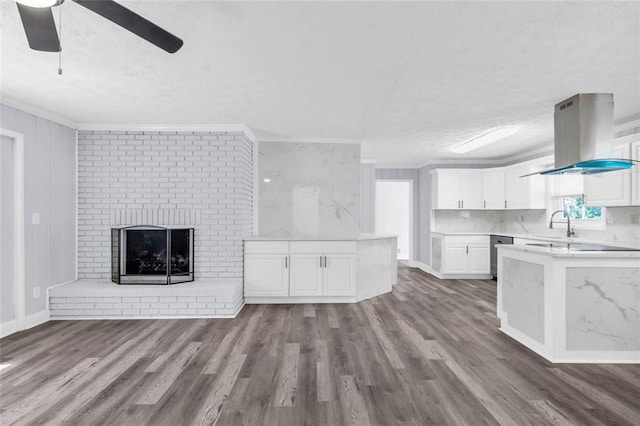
xmin=111 ymin=226 xmax=194 ymax=285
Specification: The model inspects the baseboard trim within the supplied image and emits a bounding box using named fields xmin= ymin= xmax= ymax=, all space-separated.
xmin=407 ymin=261 xmax=492 ymax=280
xmin=25 ymin=309 xmax=51 ymax=329
xmin=0 ymin=320 xmax=18 ymax=339
xmin=0 ymin=309 xmax=51 ymax=339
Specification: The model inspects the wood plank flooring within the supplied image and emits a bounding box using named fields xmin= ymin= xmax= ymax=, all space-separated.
xmin=1 ymin=265 xmax=640 ymax=425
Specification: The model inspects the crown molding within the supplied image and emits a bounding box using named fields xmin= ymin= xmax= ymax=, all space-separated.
xmin=615 ymin=117 xmax=640 ymax=134
xmin=76 ymin=123 xmax=257 ymax=142
xmin=1 ymin=96 xmax=78 ymax=129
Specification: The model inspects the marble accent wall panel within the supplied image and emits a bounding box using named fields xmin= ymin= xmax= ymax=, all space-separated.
xmin=433 ymin=210 xmax=505 ymax=233
xmin=356 ymin=238 xmax=396 ymax=301
xmin=259 ymin=142 xmax=360 ymax=237
xmin=502 ymin=257 xmax=545 ymax=344
xmin=566 ymin=267 xmax=639 ymax=351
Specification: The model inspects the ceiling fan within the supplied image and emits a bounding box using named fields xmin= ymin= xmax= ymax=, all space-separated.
xmin=15 ymin=0 xmax=183 ymax=53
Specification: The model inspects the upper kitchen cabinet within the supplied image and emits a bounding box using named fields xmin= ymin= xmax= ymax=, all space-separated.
xmin=504 ymin=164 xmax=546 ymax=210
xmin=431 ymin=169 xmax=482 ymax=209
xmin=632 ymin=141 xmax=640 ymax=205
xmin=549 ymin=174 xmax=584 ymax=197
xmin=584 ymin=144 xmax=632 ymax=206
xmin=482 ymin=168 xmax=505 ymax=209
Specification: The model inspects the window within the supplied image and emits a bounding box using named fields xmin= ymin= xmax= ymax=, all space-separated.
xmin=560 ymin=195 xmax=603 ymax=220
xmin=556 ymin=195 xmax=605 ymax=230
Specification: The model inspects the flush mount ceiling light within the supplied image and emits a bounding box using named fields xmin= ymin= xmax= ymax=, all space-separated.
xmin=16 ymin=0 xmax=59 ymax=7
xmin=452 ymin=126 xmax=519 ymax=154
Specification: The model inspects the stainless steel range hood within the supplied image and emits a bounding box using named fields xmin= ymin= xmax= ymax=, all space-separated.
xmin=533 ymin=93 xmax=635 ymax=176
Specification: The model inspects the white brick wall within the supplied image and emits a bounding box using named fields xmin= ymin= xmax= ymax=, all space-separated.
xmin=77 ymin=130 xmax=253 ymax=280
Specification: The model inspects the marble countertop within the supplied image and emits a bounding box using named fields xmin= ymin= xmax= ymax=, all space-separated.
xmin=431 ymin=231 xmax=640 ymax=250
xmin=498 ymin=243 xmax=640 ymax=258
xmin=243 ymin=234 xmax=398 ymax=242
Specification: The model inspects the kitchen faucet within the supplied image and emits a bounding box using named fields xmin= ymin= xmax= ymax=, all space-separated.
xmin=549 ymin=210 xmax=575 ymax=238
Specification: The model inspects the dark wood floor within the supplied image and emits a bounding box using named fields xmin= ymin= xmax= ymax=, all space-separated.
xmin=1 ymin=266 xmax=640 ymax=425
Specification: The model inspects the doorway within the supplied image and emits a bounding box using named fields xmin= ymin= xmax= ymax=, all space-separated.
xmin=0 ymin=129 xmax=25 ymax=338
xmin=375 ymin=180 xmax=413 ymax=260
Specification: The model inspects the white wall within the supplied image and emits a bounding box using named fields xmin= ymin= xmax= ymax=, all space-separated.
xmin=375 ymin=181 xmax=411 ymax=259
xmin=0 ymin=104 xmax=76 ymax=318
xmin=76 ymin=130 xmax=253 ymax=280
xmin=1 ymin=136 xmax=15 ymax=323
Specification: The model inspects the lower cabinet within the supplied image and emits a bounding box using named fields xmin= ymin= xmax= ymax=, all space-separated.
xmin=289 ymin=254 xmax=324 ymax=296
xmin=434 ymin=234 xmax=490 ymax=276
xmin=244 ymin=241 xmax=290 ymax=297
xmin=290 ymin=253 xmax=356 ymax=297
xmin=245 ymin=241 xmax=356 ymax=299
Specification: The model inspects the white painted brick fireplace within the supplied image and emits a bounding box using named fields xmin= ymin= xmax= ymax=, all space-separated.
xmin=50 ymin=129 xmax=253 ymax=319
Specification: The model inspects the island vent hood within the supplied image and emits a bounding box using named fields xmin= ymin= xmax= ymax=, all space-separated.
xmin=530 ymin=93 xmax=635 ymax=176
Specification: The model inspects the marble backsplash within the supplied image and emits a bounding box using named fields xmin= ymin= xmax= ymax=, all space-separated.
xmin=258 ymin=142 xmax=361 ymax=237
xmin=433 ymin=210 xmax=505 ymax=233
xmin=434 ymin=207 xmax=640 ymax=248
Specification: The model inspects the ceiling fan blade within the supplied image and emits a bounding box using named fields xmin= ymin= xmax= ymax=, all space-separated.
xmin=72 ymin=0 xmax=183 ymax=53
xmin=16 ymin=3 xmax=61 ymax=52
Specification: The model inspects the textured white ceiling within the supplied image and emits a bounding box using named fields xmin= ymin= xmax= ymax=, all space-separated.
xmin=1 ymin=1 xmax=639 ymax=166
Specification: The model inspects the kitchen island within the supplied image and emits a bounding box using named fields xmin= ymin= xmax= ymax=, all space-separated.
xmin=243 ymin=235 xmax=397 ymax=304
xmin=497 ymin=244 xmax=639 ymax=363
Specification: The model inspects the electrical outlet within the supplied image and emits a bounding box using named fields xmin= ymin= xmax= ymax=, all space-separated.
xmin=33 ymin=286 xmax=40 ymax=299
xmin=631 ymin=213 xmax=639 ymax=225
xmin=32 ymin=213 xmax=40 ymax=225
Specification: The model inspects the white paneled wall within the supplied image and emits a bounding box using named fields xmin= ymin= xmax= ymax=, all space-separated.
xmin=0 ymin=104 xmax=76 ymax=320
xmin=77 ymin=130 xmax=253 ymax=281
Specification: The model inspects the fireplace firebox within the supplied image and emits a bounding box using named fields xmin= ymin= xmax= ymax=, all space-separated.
xmin=111 ymin=226 xmax=194 ymax=284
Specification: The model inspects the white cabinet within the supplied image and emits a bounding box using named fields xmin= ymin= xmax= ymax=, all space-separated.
xmin=289 ymin=254 xmax=323 ymax=296
xmin=482 ymin=168 xmax=505 ymax=209
xmin=432 ymin=169 xmax=483 ymax=209
xmin=324 ymin=254 xmax=356 ymax=296
xmin=433 ymin=235 xmax=490 ymax=276
xmin=432 ymin=164 xmax=546 ymax=211
xmin=245 ymin=240 xmax=356 ymax=300
xmin=632 ymin=141 xmax=640 ymax=206
xmin=550 ymin=174 xmax=584 ymax=197
xmin=443 ymin=243 xmax=468 ymax=273
xmin=584 ymin=144 xmax=632 ymax=206
xmin=505 ymin=164 xmax=546 ymax=210
xmin=289 ymin=252 xmax=355 ymax=297
xmin=244 ymin=242 xmax=290 ymax=297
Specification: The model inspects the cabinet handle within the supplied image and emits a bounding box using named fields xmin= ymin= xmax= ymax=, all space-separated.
xmin=320 ymin=255 xmax=323 ymax=268
xmin=504 ymin=200 xmax=507 ymax=209
xmin=285 ymin=256 xmax=288 ymax=268
xmin=461 ymin=200 xmax=464 ymax=209
xmin=484 ymin=200 xmax=486 ymax=209
xmin=324 ymin=256 xmax=327 ymax=268
xmin=466 ymin=245 xmax=469 ymax=254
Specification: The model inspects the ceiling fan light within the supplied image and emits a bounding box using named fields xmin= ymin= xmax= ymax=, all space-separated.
xmin=16 ymin=0 xmax=57 ymax=8
xmin=452 ymin=126 xmax=520 ymax=154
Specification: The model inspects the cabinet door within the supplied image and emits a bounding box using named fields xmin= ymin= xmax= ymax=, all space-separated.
xmin=433 ymin=170 xmax=460 ymax=209
xmin=632 ymin=141 xmax=640 ymax=206
xmin=443 ymin=244 xmax=468 ymax=273
xmin=289 ymin=254 xmax=323 ymax=296
xmin=584 ymin=144 xmax=632 ymax=206
xmin=467 ymin=245 xmax=490 ymax=274
xmin=323 ymin=254 xmax=356 ymax=296
xmin=482 ymin=169 xmax=505 ymax=209
xmin=505 ymin=165 xmax=530 ymax=209
xmin=459 ymin=170 xmax=483 ymax=209
xmin=244 ymin=254 xmax=288 ymax=297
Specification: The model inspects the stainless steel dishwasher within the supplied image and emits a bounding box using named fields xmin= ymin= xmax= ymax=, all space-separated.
xmin=490 ymin=235 xmax=513 ymax=278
